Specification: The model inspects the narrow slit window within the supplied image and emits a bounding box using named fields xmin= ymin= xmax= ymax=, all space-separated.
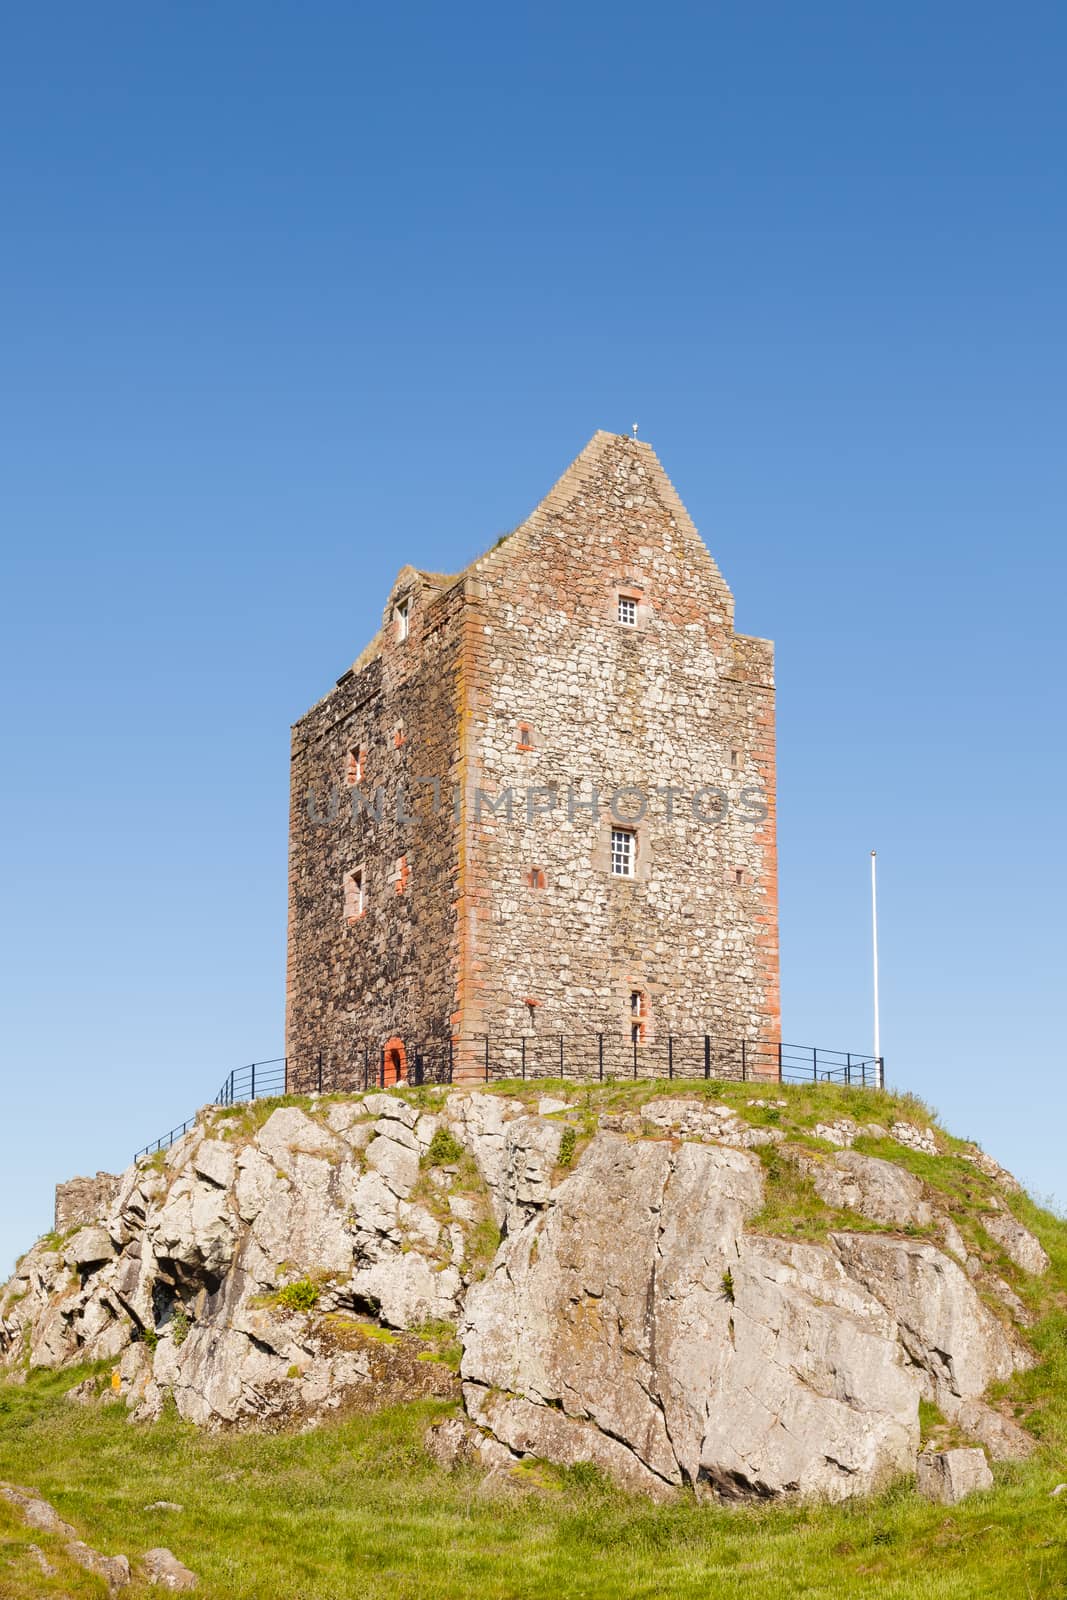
xmin=527 ymin=867 xmax=546 ymax=890
xmin=617 ymin=595 xmax=638 ymax=626
xmin=517 ymin=722 xmax=533 ymax=750
xmin=611 ymin=828 xmax=635 ymax=877
xmin=345 ymin=747 xmax=364 ymax=786
xmin=734 ymin=868 xmax=744 ymax=885
xmin=396 ymin=855 xmax=409 ymax=894
xmin=630 ymin=990 xmax=647 ymax=1043
xmin=730 ymin=749 xmax=740 ymax=769
xmin=343 ymin=869 xmax=365 ymax=922
xmin=395 ymin=599 xmax=410 ymax=642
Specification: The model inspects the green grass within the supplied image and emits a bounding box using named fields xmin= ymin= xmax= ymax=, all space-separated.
xmin=422 ymin=1128 xmax=464 ymax=1167
xmin=477 ymin=1074 xmax=935 ymax=1131
xmin=1 ymin=1366 xmax=1066 ymax=1599
xmin=557 ymin=1126 xmax=577 ymax=1167
xmin=271 ymin=1280 xmax=320 ymax=1313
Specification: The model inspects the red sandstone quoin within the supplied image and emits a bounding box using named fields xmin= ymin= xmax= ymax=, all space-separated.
xmin=286 ymin=431 xmax=779 ymax=1086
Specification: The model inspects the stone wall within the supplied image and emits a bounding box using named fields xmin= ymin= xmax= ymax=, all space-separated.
xmin=55 ymin=1172 xmax=118 ymax=1235
xmin=454 ymin=433 xmax=778 ymax=1073
xmin=286 ymin=572 xmax=465 ymax=1088
xmin=286 ymin=431 xmax=779 ymax=1083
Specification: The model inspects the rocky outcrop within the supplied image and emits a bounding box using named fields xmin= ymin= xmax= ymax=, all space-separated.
xmin=915 ymin=1447 xmax=993 ymax=1504
xmin=788 ymin=1148 xmax=933 ymax=1228
xmin=0 ymin=1087 xmax=1045 ymax=1504
xmin=829 ymin=1234 xmax=1028 ymax=1407
xmin=460 ymin=1128 xmax=1031 ymax=1502
xmin=981 ymin=1209 xmax=1049 ymax=1275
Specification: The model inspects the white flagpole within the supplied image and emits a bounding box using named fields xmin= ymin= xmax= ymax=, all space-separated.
xmin=871 ymin=850 xmax=881 ymax=1086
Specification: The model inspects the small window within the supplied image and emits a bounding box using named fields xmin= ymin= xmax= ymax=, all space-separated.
xmin=343 ymin=869 xmax=365 ymax=922
xmin=611 ymin=827 xmax=635 ymax=877
xmin=394 ymin=721 xmax=406 ymax=749
xmin=630 ymin=990 xmax=647 ymax=1043
xmin=617 ymin=596 xmax=638 ymax=626
xmin=345 ymin=747 xmax=364 ymax=786
xmin=395 ymin=599 xmax=410 ymax=642
xmin=396 ymin=855 xmax=409 ymax=894
xmin=730 ymin=749 xmax=740 ymax=769
xmin=517 ymin=722 xmax=534 ymax=750
xmin=527 ymin=867 xmax=546 ymax=890
xmin=734 ymin=867 xmax=744 ymax=885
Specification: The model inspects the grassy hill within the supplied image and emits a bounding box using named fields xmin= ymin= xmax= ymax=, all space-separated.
xmin=1 ymin=1079 xmax=1066 ymax=1599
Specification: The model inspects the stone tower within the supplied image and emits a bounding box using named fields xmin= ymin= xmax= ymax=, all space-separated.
xmin=286 ymin=431 xmax=778 ymax=1086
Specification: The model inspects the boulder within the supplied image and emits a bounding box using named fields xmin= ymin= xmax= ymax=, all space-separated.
xmin=142 ymin=1546 xmax=198 ymax=1590
xmin=794 ymin=1149 xmax=932 ymax=1228
xmin=361 ymin=1093 xmax=418 ymax=1128
xmin=982 ymin=1212 xmax=1049 ymax=1275
xmin=364 ymin=1135 xmax=419 ymax=1198
xmin=372 ymin=1117 xmax=419 ymax=1152
xmin=424 ymin=1415 xmax=514 ymax=1473
xmin=324 ymin=1101 xmax=368 ymax=1134
xmin=915 ymin=1446 xmax=993 ymax=1504
xmin=941 ymin=1396 xmax=1035 ymax=1461
xmin=192 ymin=1141 xmax=235 ymax=1191
xmin=62 ymin=1227 xmax=115 ymax=1269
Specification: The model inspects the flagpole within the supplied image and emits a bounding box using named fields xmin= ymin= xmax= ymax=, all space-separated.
xmin=871 ymin=850 xmax=881 ymax=1086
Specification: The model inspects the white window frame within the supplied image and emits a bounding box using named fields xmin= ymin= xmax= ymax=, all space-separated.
xmin=395 ymin=598 xmax=410 ymax=642
xmin=611 ymin=827 xmax=635 ymax=877
xmin=617 ymin=595 xmax=638 ymax=627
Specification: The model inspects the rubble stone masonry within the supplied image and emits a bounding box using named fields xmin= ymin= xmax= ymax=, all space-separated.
xmin=287 ymin=432 xmax=779 ymax=1085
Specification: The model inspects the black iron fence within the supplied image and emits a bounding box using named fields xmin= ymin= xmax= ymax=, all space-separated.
xmin=457 ymin=1034 xmax=883 ymax=1088
xmin=134 ymin=1034 xmax=883 ymax=1163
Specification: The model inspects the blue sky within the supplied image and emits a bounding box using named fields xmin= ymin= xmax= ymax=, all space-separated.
xmin=1 ymin=3 xmax=1064 ymax=1272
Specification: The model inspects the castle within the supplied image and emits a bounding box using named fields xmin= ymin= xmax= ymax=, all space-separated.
xmin=286 ymin=431 xmax=779 ymax=1086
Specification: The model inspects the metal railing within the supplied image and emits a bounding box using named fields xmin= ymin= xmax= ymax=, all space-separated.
xmin=215 ymin=1057 xmax=288 ymax=1105
xmin=134 ymin=1034 xmax=883 ymax=1163
xmin=452 ymin=1034 xmax=882 ymax=1088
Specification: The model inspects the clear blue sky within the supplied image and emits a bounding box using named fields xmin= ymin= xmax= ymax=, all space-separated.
xmin=2 ymin=3 xmax=1064 ymax=1272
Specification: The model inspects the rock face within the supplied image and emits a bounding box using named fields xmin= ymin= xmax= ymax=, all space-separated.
xmin=0 ymin=1088 xmax=1043 ymax=1504
xmin=461 ymin=1130 xmax=1018 ymax=1502
xmin=982 ymin=1211 xmax=1049 ymax=1276
xmin=791 ymin=1149 xmax=932 ymax=1228
xmin=915 ymin=1447 xmax=994 ymax=1504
